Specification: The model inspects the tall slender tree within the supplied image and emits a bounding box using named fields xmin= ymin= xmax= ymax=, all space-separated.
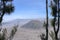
xmin=46 ymin=0 xmax=48 ymax=40
xmin=57 ymin=0 xmax=59 ymax=37
xmin=50 ymin=0 xmax=60 ymax=40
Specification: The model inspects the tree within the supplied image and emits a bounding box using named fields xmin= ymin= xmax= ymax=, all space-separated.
xmin=0 ymin=0 xmax=14 ymax=40
xmin=0 ymin=0 xmax=14 ymax=23
xmin=50 ymin=0 xmax=60 ymax=40
xmin=46 ymin=0 xmax=48 ymax=40
xmin=41 ymin=0 xmax=48 ymax=40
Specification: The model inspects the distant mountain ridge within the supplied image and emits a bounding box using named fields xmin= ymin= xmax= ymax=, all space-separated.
xmin=21 ymin=20 xmax=44 ymax=29
xmin=1 ymin=19 xmax=50 ymax=29
xmin=1 ymin=19 xmax=31 ymax=28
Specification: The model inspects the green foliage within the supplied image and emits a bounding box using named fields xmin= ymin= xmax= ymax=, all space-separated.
xmin=43 ymin=21 xmax=46 ymax=26
xmin=49 ymin=31 xmax=55 ymax=40
xmin=0 ymin=28 xmax=7 ymax=40
xmin=10 ymin=25 xmax=18 ymax=40
xmin=50 ymin=19 xmax=55 ymax=27
xmin=40 ymin=33 xmax=46 ymax=40
xmin=51 ymin=6 xmax=57 ymax=16
xmin=53 ymin=0 xmax=57 ymax=4
xmin=43 ymin=21 xmax=47 ymax=28
xmin=0 ymin=25 xmax=18 ymax=40
xmin=11 ymin=26 xmax=17 ymax=36
xmin=50 ymin=0 xmax=59 ymax=40
xmin=0 ymin=0 xmax=14 ymax=23
xmin=50 ymin=1 xmax=57 ymax=17
xmin=0 ymin=33 xmax=3 ymax=40
xmin=5 ymin=4 xmax=14 ymax=14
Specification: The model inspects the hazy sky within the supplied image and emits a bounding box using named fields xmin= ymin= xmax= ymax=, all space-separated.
xmin=3 ymin=0 xmax=52 ymax=22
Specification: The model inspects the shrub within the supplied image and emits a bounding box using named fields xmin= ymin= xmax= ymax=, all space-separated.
xmin=40 ymin=33 xmax=46 ymax=40
xmin=49 ymin=31 xmax=55 ymax=40
xmin=9 ymin=25 xmax=18 ymax=40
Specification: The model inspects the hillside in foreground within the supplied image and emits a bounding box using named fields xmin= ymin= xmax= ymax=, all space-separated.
xmin=0 ymin=19 xmax=60 ymax=40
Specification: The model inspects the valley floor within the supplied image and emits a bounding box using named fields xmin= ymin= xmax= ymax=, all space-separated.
xmin=12 ymin=27 xmax=53 ymax=40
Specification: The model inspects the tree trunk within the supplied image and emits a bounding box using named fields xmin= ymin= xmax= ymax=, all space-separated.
xmin=46 ymin=0 xmax=48 ymax=40
xmin=53 ymin=13 xmax=58 ymax=40
xmin=55 ymin=32 xmax=58 ymax=40
xmin=53 ymin=17 xmax=58 ymax=40
xmin=0 ymin=0 xmax=5 ymax=23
